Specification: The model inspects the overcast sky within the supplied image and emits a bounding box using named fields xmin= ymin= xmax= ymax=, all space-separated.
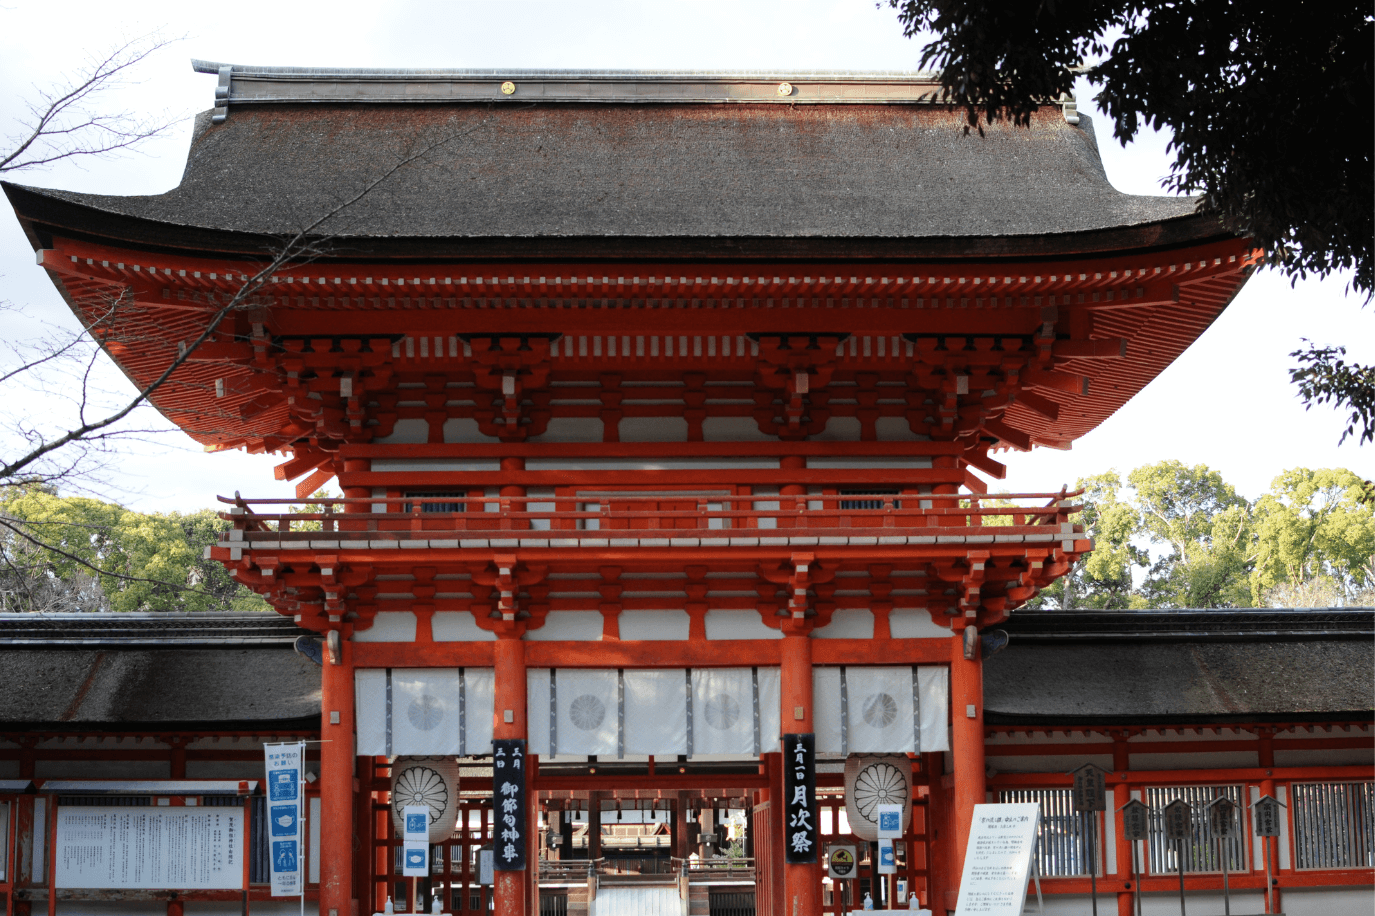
xmin=0 ymin=0 xmax=1367 ymax=513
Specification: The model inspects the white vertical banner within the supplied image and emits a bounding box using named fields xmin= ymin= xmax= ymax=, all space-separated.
xmin=401 ymin=805 xmax=430 ymax=877
xmin=264 ymin=742 xmax=304 ymax=897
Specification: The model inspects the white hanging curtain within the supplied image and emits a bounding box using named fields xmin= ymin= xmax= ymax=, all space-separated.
xmin=624 ymin=670 xmax=688 ymax=756
xmin=813 ymin=665 xmax=949 ymax=754
xmin=528 ymin=667 xmax=783 ymax=758
xmin=690 ymin=668 xmax=758 ymax=756
xmin=354 ymin=668 xmax=495 ymax=757
xmin=551 ymin=668 xmax=619 ymax=757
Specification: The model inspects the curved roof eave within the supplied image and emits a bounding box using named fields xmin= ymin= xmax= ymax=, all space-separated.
xmin=6 ymin=180 xmax=1229 ymax=265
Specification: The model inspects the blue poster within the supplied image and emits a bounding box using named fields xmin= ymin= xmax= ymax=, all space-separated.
xmin=406 ymin=811 xmax=428 ymax=835
xmin=273 ymin=840 xmax=298 ymax=872
xmin=270 ymin=805 xmax=298 ymax=837
xmin=269 ymin=769 xmax=298 ymax=801
xmin=264 ymin=742 xmax=304 ymax=896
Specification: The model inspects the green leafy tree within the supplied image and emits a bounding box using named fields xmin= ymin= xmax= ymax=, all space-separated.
xmin=1031 ymin=471 xmax=1148 ymax=609
xmin=887 ymin=0 xmax=1374 ymax=442
xmin=0 ymin=485 xmax=266 ymax=612
xmin=1130 ymin=461 xmax=1254 ymax=608
xmin=1250 ymin=468 xmax=1375 ymax=605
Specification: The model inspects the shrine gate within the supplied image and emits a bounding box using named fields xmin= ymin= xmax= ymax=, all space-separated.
xmin=4 ymin=65 xmax=1266 ymax=916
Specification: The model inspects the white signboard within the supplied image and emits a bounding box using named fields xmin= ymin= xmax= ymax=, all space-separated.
xmin=955 ymin=803 xmax=1041 ymax=916
xmin=402 ymin=805 xmax=430 ymax=877
xmin=478 ymin=848 xmax=494 ymax=885
xmin=55 ymin=807 xmax=244 ymax=890
xmin=264 ymin=742 xmax=304 ymax=897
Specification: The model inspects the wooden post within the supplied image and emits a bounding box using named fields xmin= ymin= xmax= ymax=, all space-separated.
xmin=320 ymin=632 xmax=356 ymax=916
xmin=493 ymin=635 xmax=527 ymax=916
xmin=780 ymin=631 xmax=820 ymax=916
xmin=950 ymin=629 xmax=986 ymax=890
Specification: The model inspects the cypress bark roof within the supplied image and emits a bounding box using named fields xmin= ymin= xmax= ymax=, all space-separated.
xmin=5 ymin=68 xmax=1205 ymax=259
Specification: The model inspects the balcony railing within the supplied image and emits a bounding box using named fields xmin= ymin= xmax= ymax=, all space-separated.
xmin=217 ymin=490 xmax=1082 ymax=550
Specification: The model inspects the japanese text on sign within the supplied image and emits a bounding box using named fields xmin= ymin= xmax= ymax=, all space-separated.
xmin=782 ymin=733 xmax=817 ymax=864
xmin=55 ymin=807 xmax=244 ymax=890
xmin=954 ymin=803 xmax=1042 ymax=916
xmin=264 ymin=742 xmax=304 ymax=897
xmin=492 ymin=739 xmax=527 ymax=871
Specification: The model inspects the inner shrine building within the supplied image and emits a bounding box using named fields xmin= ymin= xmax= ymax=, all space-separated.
xmin=4 ymin=65 xmax=1273 ymax=916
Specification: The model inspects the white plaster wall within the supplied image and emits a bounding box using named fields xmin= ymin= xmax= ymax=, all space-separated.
xmin=1130 ymin=751 xmax=1259 ymax=770
xmin=812 ymin=608 xmax=872 ymax=639
xmin=185 ymin=760 xmax=264 ymax=779
xmin=702 ymin=416 xmax=773 ymax=441
xmin=889 ymin=607 xmax=949 ymax=639
xmin=619 ymin=417 xmax=688 ymax=442
xmin=985 ymin=753 xmax=1115 ymax=775
xmin=1283 ymin=886 xmax=1375 ymax=916
xmin=433 ymin=611 xmax=496 ymax=642
xmin=812 ymin=416 xmax=862 ymax=440
xmin=525 ymin=611 xmax=604 ymax=641
xmin=618 ymin=609 xmax=690 ymax=641
xmin=442 ymin=417 xmax=491 ymax=442
xmin=703 ymin=609 xmax=782 ymax=640
xmin=1275 ymin=748 xmax=1375 ymax=767
xmin=34 ymin=760 xmax=170 ymax=779
xmin=527 ymin=417 xmax=603 ymax=442
xmin=371 ymin=458 xmax=500 ymax=472
xmin=875 ymin=416 xmax=924 ymax=440
xmin=352 ymin=612 xmax=417 ymax=642
xmin=373 ymin=417 xmax=428 ymax=443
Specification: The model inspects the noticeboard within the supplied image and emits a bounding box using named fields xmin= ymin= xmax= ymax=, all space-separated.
xmin=954 ymin=803 xmax=1042 ymax=916
xmin=55 ymin=807 xmax=245 ymax=890
xmin=827 ymin=845 xmax=857 ymax=879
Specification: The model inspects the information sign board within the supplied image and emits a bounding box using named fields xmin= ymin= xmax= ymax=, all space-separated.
xmin=55 ymin=807 xmax=244 ymax=890
xmin=1208 ymin=797 xmax=1237 ymax=837
xmin=492 ymin=740 xmax=527 ymax=871
xmin=402 ymin=805 xmax=430 ymax=877
xmin=876 ymin=803 xmax=903 ymax=840
xmin=1163 ymin=799 xmax=1193 ymax=841
xmin=1252 ymin=796 xmax=1282 ymax=837
xmin=264 ymin=742 xmax=304 ymax=897
xmin=877 ymin=838 xmax=897 ymax=874
xmin=954 ymin=802 xmax=1041 ymax=916
xmin=782 ymin=733 xmax=817 ymax=863
xmin=827 ymin=845 xmax=857 ymax=879
xmin=1072 ymin=764 xmax=1108 ymax=812
xmin=1121 ymin=800 xmax=1150 ymax=841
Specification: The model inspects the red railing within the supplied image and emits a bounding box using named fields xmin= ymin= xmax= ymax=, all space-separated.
xmin=217 ymin=490 xmax=1083 ymax=545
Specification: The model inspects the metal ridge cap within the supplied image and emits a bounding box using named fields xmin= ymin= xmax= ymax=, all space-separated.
xmin=191 ymin=61 xmax=941 ymax=82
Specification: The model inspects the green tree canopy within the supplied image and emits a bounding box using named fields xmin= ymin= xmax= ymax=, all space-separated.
xmin=0 ymin=485 xmax=267 ymax=613
xmin=1030 ymin=461 xmax=1374 ymax=610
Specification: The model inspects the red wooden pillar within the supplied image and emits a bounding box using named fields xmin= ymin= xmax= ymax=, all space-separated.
xmin=781 ymin=632 xmax=821 ymax=915
xmin=320 ymin=632 xmax=357 ymax=916
xmin=1115 ymin=782 xmax=1134 ymax=916
xmin=949 ymin=630 xmax=985 ymax=894
xmin=494 ymin=635 xmax=528 ymax=916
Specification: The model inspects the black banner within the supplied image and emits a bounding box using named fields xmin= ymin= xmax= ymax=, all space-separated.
xmin=783 ymin=732 xmax=818 ymax=863
xmin=492 ymin=739 xmax=527 ymax=871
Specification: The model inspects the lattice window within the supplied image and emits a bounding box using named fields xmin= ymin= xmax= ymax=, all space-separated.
xmin=1145 ymin=785 xmax=1246 ymax=874
xmin=403 ymin=491 xmax=466 ymax=513
xmin=998 ymin=788 xmax=1101 ymax=877
xmin=839 ymin=489 xmax=901 ymax=511
xmin=1291 ymin=781 xmax=1375 ymax=870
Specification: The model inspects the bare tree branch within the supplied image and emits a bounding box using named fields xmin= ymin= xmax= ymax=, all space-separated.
xmin=0 ymin=32 xmax=181 ymax=174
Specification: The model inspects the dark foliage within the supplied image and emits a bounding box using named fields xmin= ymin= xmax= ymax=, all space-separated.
xmin=889 ymin=0 xmax=1373 ymax=442
xmin=1291 ymin=342 xmax=1375 ymax=445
